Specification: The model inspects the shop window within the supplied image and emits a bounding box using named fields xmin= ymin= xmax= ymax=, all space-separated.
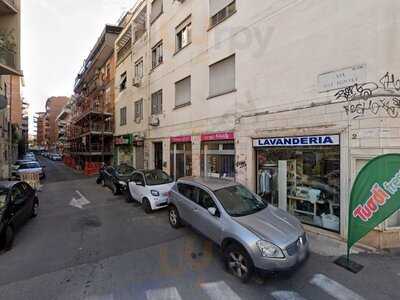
xmin=170 ymin=143 xmax=192 ymax=181
xmin=256 ymin=145 xmax=340 ymax=232
xmin=209 ymin=54 xmax=235 ymax=98
xmin=201 ymin=141 xmax=235 ymax=180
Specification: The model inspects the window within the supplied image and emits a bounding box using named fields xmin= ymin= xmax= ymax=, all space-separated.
xmin=177 ymin=183 xmax=197 ymax=203
xmin=151 ymin=90 xmax=163 ymax=115
xmin=209 ymin=54 xmax=236 ymax=98
xmin=134 ymin=99 xmax=143 ymax=122
xmin=120 ymin=107 xmax=127 ymax=126
xmin=150 ymin=0 xmax=163 ymax=24
xmin=210 ymin=0 xmax=236 ymax=27
xmin=176 ymin=17 xmax=191 ymax=52
xmin=135 ymin=58 xmax=143 ymax=79
xmin=152 ymin=42 xmax=163 ymax=69
xmin=198 ymin=189 xmax=216 ymax=210
xmin=131 ymin=173 xmax=145 ymax=185
xmin=119 ymin=72 xmax=127 ymax=92
xmin=175 ymin=76 xmax=191 ymax=108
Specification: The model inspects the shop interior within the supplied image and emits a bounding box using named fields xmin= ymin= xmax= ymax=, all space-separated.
xmin=256 ymin=146 xmax=340 ymax=232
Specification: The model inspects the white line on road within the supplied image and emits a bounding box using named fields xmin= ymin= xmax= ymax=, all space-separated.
xmin=69 ymin=190 xmax=90 ymax=209
xmin=76 ymin=190 xmax=90 ymax=205
xmin=271 ymin=291 xmax=308 ymax=300
xmin=145 ymin=287 xmax=182 ymax=300
xmin=200 ymin=281 xmax=241 ymax=300
xmin=310 ymin=273 xmax=365 ymax=300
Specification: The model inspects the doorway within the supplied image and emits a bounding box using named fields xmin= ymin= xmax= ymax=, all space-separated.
xmin=154 ymin=142 xmax=163 ymax=170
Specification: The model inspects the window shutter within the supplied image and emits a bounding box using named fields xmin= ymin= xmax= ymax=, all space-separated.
xmin=175 ymin=76 xmax=191 ymax=107
xmin=151 ymin=0 xmax=163 ymax=23
xmin=209 ymin=0 xmax=232 ymax=17
xmin=209 ymin=55 xmax=235 ymax=97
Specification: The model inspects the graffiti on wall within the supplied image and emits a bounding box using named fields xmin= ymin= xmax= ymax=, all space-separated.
xmin=338 ymin=72 xmax=400 ymax=119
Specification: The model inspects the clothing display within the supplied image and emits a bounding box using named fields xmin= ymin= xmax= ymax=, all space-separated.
xmin=256 ymin=144 xmax=341 ymax=233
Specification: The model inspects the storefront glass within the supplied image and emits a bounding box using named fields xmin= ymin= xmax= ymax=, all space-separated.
xmin=256 ymin=143 xmax=340 ymax=232
xmin=170 ymin=142 xmax=192 ymax=180
xmin=201 ymin=141 xmax=235 ymax=180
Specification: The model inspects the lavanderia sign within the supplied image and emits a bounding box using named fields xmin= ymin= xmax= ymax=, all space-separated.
xmin=348 ymin=154 xmax=400 ymax=250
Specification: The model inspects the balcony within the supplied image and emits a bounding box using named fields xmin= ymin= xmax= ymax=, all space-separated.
xmin=0 ymin=0 xmax=18 ymax=15
xmin=0 ymin=44 xmax=18 ymax=75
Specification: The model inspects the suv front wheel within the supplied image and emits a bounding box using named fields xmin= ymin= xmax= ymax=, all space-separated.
xmin=168 ymin=206 xmax=182 ymax=228
xmin=223 ymin=243 xmax=254 ymax=283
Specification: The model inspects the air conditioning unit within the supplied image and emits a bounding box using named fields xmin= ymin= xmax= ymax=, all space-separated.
xmin=149 ymin=115 xmax=160 ymax=127
xmin=132 ymin=77 xmax=142 ymax=87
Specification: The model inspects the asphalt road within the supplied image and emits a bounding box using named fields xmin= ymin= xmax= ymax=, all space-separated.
xmin=0 ymin=158 xmax=398 ymax=300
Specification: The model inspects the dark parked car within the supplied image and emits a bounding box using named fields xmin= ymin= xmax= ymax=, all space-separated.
xmin=0 ymin=181 xmax=39 ymax=251
xmin=97 ymin=164 xmax=136 ymax=195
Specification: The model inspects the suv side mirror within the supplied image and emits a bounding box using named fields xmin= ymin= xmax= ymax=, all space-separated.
xmin=208 ymin=207 xmax=218 ymax=217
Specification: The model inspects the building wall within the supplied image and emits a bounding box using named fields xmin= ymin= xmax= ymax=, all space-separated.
xmin=45 ymin=96 xmax=69 ymax=149
xmin=114 ymin=0 xmax=400 ymax=248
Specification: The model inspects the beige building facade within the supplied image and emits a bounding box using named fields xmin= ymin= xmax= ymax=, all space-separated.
xmin=114 ymin=0 xmax=400 ymax=249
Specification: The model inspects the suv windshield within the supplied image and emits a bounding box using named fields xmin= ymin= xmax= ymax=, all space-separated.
xmin=214 ymin=185 xmax=267 ymax=217
xmin=144 ymin=170 xmax=173 ymax=186
xmin=116 ymin=165 xmax=135 ymax=176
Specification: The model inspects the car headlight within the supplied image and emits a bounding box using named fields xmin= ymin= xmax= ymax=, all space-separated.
xmin=256 ymin=241 xmax=285 ymax=258
xmin=151 ymin=190 xmax=160 ymax=196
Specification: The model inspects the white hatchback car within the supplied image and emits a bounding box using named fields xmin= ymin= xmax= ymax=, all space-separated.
xmin=127 ymin=170 xmax=175 ymax=213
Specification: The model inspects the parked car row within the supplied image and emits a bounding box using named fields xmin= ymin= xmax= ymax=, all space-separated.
xmin=11 ymin=153 xmax=46 ymax=180
xmin=97 ymin=165 xmax=310 ymax=282
xmin=41 ymin=152 xmax=62 ymax=161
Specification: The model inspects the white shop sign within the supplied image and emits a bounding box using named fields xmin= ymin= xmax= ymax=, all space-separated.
xmin=253 ymin=135 xmax=340 ymax=147
xmin=318 ymin=64 xmax=367 ymax=92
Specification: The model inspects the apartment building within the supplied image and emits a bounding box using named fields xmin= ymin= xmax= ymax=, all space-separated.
xmin=114 ymin=0 xmax=400 ymax=249
xmin=0 ymin=0 xmax=21 ymax=178
xmin=44 ymin=96 xmax=68 ymax=151
xmin=0 ymin=0 xmax=21 ymax=76
xmin=56 ymin=99 xmax=73 ymax=154
xmin=69 ymin=25 xmax=123 ymax=170
xmin=35 ymin=112 xmax=46 ymax=148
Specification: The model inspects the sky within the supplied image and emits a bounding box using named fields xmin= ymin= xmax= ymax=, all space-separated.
xmin=22 ymin=0 xmax=135 ymax=133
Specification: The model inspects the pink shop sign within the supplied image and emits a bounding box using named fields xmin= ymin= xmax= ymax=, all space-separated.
xmin=201 ymin=132 xmax=235 ymax=142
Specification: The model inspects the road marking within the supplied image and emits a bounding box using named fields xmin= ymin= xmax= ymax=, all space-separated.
xmin=145 ymin=287 xmax=182 ymax=300
xmin=310 ymin=273 xmax=365 ymax=300
xmin=70 ymin=190 xmax=90 ymax=209
xmin=200 ymin=281 xmax=241 ymax=300
xmin=271 ymin=291 xmax=308 ymax=300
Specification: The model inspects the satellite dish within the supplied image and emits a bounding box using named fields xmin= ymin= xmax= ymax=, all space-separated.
xmin=0 ymin=95 xmax=7 ymax=110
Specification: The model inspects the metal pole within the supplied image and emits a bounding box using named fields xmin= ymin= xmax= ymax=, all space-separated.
xmin=8 ymin=77 xmax=12 ymax=179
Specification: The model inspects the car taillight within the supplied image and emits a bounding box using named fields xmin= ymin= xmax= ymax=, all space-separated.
xmin=167 ymin=191 xmax=172 ymax=198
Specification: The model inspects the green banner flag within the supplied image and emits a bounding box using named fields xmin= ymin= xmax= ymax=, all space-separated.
xmin=348 ymin=154 xmax=400 ymax=250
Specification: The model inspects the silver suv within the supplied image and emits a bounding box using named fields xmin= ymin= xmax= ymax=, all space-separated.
xmin=168 ymin=177 xmax=309 ymax=282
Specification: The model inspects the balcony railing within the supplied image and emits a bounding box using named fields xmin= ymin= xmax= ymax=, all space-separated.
xmin=0 ymin=45 xmax=16 ymax=70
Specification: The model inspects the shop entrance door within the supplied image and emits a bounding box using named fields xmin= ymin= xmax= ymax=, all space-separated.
xmin=135 ymin=146 xmax=144 ymax=169
xmin=154 ymin=142 xmax=163 ymax=170
xmin=171 ymin=143 xmax=192 ymax=181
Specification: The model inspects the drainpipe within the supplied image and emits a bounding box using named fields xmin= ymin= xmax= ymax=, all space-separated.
xmin=8 ymin=77 xmax=12 ymax=179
